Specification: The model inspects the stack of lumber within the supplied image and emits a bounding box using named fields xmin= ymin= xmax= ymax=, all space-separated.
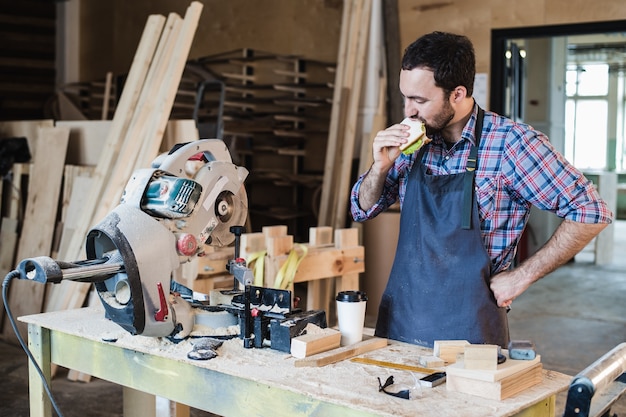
xmin=0 ymin=2 xmax=204 ymax=344
xmin=446 ymin=347 xmax=543 ymax=401
xmin=318 ymin=0 xmax=370 ymax=230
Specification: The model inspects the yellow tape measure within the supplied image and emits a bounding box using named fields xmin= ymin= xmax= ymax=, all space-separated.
xmin=350 ymin=357 xmax=438 ymax=374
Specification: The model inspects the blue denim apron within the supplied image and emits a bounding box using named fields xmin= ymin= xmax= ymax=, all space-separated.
xmin=375 ymin=109 xmax=509 ymax=348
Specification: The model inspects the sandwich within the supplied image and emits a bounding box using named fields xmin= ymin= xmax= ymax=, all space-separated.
xmin=399 ymin=117 xmax=431 ymax=155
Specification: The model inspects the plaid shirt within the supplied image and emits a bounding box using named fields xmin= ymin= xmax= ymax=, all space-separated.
xmin=351 ymin=105 xmax=613 ymax=273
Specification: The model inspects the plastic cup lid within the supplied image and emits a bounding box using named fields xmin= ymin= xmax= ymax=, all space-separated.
xmin=336 ymin=290 xmax=368 ymax=302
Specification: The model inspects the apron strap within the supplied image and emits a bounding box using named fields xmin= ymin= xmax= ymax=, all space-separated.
xmin=461 ymin=107 xmax=484 ymax=230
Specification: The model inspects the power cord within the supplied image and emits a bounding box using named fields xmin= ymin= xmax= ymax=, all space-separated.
xmin=3 ymin=271 xmax=65 ymax=417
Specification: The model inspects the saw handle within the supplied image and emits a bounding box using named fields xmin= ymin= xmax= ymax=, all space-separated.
xmin=17 ymin=255 xmax=124 ymax=284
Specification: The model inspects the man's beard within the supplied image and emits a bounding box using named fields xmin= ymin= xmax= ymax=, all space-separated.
xmin=425 ymin=101 xmax=454 ymax=137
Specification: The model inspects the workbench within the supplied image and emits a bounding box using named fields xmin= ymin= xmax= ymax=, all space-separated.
xmin=20 ymin=308 xmax=571 ymax=417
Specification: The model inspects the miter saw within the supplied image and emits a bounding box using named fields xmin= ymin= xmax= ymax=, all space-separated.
xmin=8 ymin=139 xmax=326 ymax=350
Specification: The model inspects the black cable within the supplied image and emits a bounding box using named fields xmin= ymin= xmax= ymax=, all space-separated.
xmin=3 ymin=271 xmax=65 ymax=417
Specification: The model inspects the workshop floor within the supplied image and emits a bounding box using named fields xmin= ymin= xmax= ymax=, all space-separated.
xmin=0 ymin=221 xmax=625 ymax=417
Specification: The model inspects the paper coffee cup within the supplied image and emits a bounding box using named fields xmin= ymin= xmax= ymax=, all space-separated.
xmin=336 ymin=290 xmax=368 ymax=346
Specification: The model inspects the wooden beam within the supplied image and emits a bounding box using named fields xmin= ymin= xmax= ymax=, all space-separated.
xmin=92 ymin=12 xmax=183 ymax=222
xmin=135 ymin=2 xmax=204 ymax=169
xmin=294 ymin=336 xmax=387 ymax=367
xmin=2 ymin=126 xmax=70 ymax=343
xmin=318 ymin=0 xmax=354 ymax=227
xmin=62 ymin=14 xmax=166 ymax=262
xmin=333 ymin=0 xmax=372 ymax=230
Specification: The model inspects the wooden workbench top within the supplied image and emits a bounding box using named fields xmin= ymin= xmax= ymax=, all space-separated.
xmin=20 ymin=307 xmax=572 ymax=417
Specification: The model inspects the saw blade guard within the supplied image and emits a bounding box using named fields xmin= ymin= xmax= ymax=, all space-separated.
xmin=153 ymin=139 xmax=249 ymax=249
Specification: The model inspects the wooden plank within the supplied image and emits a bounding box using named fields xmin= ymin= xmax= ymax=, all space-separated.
xmin=51 ymin=165 xmax=94 ymax=258
xmin=318 ymin=0 xmax=354 ymax=227
xmin=3 ymin=126 xmax=70 ymax=343
xmin=44 ymin=174 xmax=93 ymax=313
xmin=102 ymin=71 xmax=113 ymax=120
xmin=7 ymin=163 xmax=28 ymax=222
xmin=290 ymin=326 xmax=341 ymax=359
xmin=91 ymin=12 xmax=182 ymax=223
xmin=62 ymin=14 xmax=166 ymax=263
xmin=267 ymin=245 xmax=365 ymax=284
xmin=135 ymin=2 xmax=204 ymax=169
xmin=332 ymin=0 xmax=372 ymax=230
xmin=56 ymin=120 xmax=112 ymax=166
xmin=0 ymin=217 xmax=19 ymax=326
xmin=294 ymin=336 xmax=387 ymax=367
xmin=357 ymin=75 xmax=387 ymax=178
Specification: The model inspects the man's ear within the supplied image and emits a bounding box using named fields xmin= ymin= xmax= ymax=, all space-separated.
xmin=450 ymin=86 xmax=467 ymax=103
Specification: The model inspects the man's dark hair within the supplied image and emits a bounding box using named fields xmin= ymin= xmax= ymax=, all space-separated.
xmin=401 ymin=31 xmax=476 ymax=96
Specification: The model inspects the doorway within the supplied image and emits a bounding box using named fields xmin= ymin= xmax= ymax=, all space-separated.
xmin=490 ymin=20 xmax=626 ymax=170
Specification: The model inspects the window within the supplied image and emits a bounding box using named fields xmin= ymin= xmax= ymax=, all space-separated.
xmin=565 ymin=64 xmax=609 ymax=170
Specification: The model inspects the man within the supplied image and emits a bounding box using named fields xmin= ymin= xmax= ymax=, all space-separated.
xmin=350 ymin=31 xmax=613 ymax=348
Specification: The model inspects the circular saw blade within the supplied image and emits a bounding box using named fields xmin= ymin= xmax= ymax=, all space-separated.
xmin=208 ymin=185 xmax=248 ymax=247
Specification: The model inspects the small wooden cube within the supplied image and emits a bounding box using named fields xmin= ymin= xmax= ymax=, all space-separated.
xmin=463 ymin=344 xmax=499 ymax=370
xmin=418 ymin=355 xmax=445 ymax=368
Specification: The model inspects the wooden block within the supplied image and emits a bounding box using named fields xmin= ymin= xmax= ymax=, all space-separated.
xmin=446 ymin=362 xmax=543 ymax=401
xmin=262 ymin=225 xmax=288 ymax=242
xmin=418 ymin=355 xmax=445 ymax=368
xmin=446 ymin=352 xmax=541 ymax=382
xmin=309 ymin=226 xmax=333 ymax=246
xmin=290 ymin=326 xmax=341 ymax=359
xmin=240 ymin=232 xmax=265 ymax=260
xmin=334 ymin=227 xmax=358 ymax=248
xmin=266 ymin=235 xmax=293 ymax=257
xmin=433 ymin=340 xmax=470 ymax=364
xmin=464 ymin=344 xmax=499 ymax=370
xmin=294 ymin=336 xmax=387 ymax=367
